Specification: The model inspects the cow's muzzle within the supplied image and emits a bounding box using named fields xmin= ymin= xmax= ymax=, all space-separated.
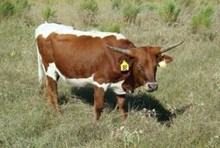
xmin=144 ymin=82 xmax=158 ymax=92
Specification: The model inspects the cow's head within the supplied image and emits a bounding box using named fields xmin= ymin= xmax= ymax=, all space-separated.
xmin=107 ymin=41 xmax=183 ymax=92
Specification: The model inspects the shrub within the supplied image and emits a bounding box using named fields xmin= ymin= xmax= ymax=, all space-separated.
xmin=123 ymin=4 xmax=141 ymax=24
xmin=42 ymin=6 xmax=56 ymax=21
xmin=190 ymin=6 xmax=214 ymax=34
xmin=0 ymin=1 xmax=15 ymax=17
xmin=80 ymin=0 xmax=99 ymax=26
xmin=99 ymin=24 xmax=121 ymax=33
xmin=159 ymin=0 xmax=180 ymax=23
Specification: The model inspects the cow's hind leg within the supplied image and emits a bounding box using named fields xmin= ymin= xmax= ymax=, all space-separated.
xmin=116 ymin=95 xmax=127 ymax=120
xmin=46 ymin=76 xmax=61 ymax=112
xmin=37 ymin=49 xmax=46 ymax=95
xmin=39 ymin=79 xmax=45 ymax=95
xmin=93 ymin=86 xmax=105 ymax=121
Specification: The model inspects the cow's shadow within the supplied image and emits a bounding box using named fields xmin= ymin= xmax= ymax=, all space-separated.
xmin=59 ymin=86 xmax=190 ymax=125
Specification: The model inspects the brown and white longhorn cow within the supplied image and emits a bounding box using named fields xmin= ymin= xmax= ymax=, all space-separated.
xmin=35 ymin=22 xmax=183 ymax=120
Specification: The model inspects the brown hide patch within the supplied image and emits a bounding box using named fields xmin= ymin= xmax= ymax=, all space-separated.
xmin=37 ymin=35 xmax=54 ymax=70
xmin=37 ymin=33 xmax=135 ymax=84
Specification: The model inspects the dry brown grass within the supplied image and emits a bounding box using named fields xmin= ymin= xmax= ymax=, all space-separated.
xmin=0 ymin=0 xmax=220 ymax=147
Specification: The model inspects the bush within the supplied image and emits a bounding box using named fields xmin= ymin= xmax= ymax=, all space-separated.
xmin=0 ymin=1 xmax=15 ymax=17
xmin=190 ymin=6 xmax=214 ymax=34
xmin=123 ymin=4 xmax=141 ymax=24
xmin=159 ymin=0 xmax=180 ymax=23
xmin=80 ymin=0 xmax=99 ymax=26
xmin=99 ymin=24 xmax=121 ymax=33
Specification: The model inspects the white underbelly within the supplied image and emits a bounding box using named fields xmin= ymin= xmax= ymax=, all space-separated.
xmin=46 ymin=62 xmax=126 ymax=95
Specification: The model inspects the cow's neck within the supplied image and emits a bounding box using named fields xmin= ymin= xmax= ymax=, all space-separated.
xmin=122 ymin=61 xmax=139 ymax=93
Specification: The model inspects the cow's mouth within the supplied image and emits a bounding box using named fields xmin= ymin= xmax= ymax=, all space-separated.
xmin=143 ymin=82 xmax=158 ymax=92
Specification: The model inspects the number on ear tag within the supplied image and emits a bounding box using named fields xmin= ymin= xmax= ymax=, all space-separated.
xmin=120 ymin=60 xmax=129 ymax=71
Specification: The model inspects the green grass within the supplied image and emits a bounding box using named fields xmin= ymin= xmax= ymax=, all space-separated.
xmin=0 ymin=1 xmax=15 ymax=17
xmin=79 ymin=0 xmax=99 ymax=26
xmin=42 ymin=6 xmax=56 ymax=21
xmin=191 ymin=6 xmax=214 ymax=34
xmin=0 ymin=0 xmax=30 ymax=19
xmin=158 ymin=0 xmax=181 ymax=23
xmin=123 ymin=4 xmax=141 ymax=24
xmin=0 ymin=0 xmax=220 ymax=147
xmin=99 ymin=23 xmax=121 ymax=33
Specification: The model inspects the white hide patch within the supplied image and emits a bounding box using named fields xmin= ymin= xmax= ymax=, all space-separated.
xmin=35 ymin=22 xmax=126 ymax=40
xmin=46 ymin=62 xmax=126 ymax=95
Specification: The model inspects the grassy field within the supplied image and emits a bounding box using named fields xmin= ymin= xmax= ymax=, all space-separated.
xmin=0 ymin=0 xmax=220 ymax=147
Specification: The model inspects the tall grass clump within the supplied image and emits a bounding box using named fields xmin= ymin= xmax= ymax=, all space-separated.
xmin=190 ymin=6 xmax=214 ymax=34
xmin=0 ymin=1 xmax=15 ymax=18
xmin=144 ymin=2 xmax=157 ymax=11
xmin=123 ymin=4 xmax=141 ymax=24
xmin=159 ymin=0 xmax=180 ymax=24
xmin=0 ymin=0 xmax=30 ymax=19
xmin=111 ymin=0 xmax=122 ymax=10
xmin=42 ymin=6 xmax=56 ymax=21
xmin=79 ymin=0 xmax=99 ymax=26
xmin=99 ymin=24 xmax=121 ymax=33
xmin=15 ymin=0 xmax=30 ymax=16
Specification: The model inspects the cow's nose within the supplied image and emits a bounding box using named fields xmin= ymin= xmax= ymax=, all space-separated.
xmin=148 ymin=83 xmax=158 ymax=91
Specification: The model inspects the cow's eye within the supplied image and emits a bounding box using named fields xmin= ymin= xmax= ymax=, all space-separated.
xmin=157 ymin=55 xmax=163 ymax=63
xmin=137 ymin=65 xmax=144 ymax=74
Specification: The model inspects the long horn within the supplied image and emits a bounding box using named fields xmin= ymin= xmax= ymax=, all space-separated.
xmin=160 ymin=41 xmax=184 ymax=53
xmin=106 ymin=45 xmax=130 ymax=55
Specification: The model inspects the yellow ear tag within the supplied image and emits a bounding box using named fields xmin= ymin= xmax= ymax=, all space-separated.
xmin=120 ymin=60 xmax=129 ymax=71
xmin=159 ymin=60 xmax=167 ymax=68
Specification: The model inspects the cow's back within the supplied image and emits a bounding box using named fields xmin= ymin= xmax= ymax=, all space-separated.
xmin=35 ymin=23 xmax=134 ymax=85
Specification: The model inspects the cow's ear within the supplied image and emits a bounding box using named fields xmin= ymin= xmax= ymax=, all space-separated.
xmin=158 ymin=54 xmax=173 ymax=68
xmin=162 ymin=54 xmax=173 ymax=63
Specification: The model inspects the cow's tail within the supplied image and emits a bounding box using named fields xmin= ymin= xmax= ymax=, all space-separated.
xmin=36 ymin=45 xmax=45 ymax=94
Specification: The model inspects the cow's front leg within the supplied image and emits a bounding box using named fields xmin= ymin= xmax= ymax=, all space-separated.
xmin=93 ymin=86 xmax=105 ymax=121
xmin=46 ymin=76 xmax=61 ymax=112
xmin=116 ymin=94 xmax=127 ymax=120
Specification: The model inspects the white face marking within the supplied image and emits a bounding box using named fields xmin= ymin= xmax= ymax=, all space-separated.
xmin=35 ymin=22 xmax=126 ymax=40
xmin=45 ymin=62 xmax=126 ymax=95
